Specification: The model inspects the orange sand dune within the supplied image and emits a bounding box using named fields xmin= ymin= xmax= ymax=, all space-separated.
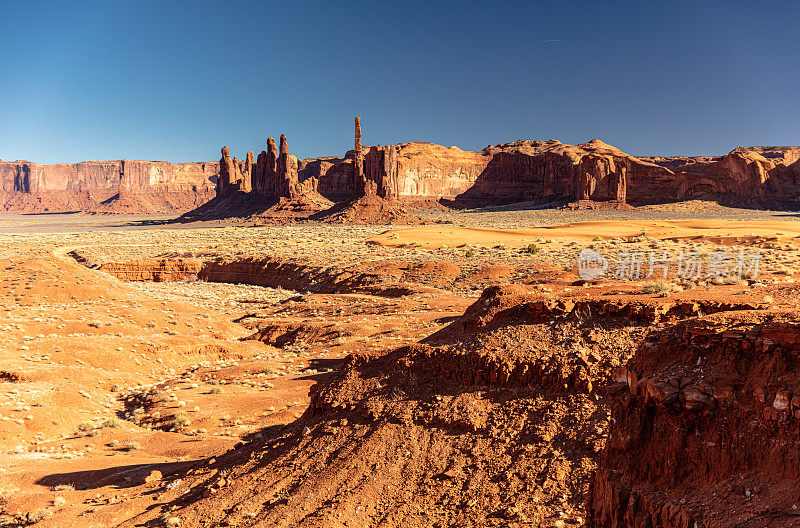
xmin=369 ymin=220 xmax=800 ymax=248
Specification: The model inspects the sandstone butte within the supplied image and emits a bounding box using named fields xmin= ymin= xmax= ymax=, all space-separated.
xmin=3 ymin=119 xmax=800 ymax=215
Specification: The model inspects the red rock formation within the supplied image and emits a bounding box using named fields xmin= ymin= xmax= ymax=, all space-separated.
xmin=0 ymin=158 xmax=217 ymax=214
xmin=251 ymin=137 xmax=279 ymax=197
xmin=670 ymin=147 xmax=800 ymax=205
xmin=231 ymin=156 xmax=244 ymax=191
xmin=206 ymin=124 xmax=800 ymax=219
xmin=587 ymin=309 xmax=800 ymax=527
xmin=457 ymin=139 xmax=669 ymax=206
xmin=267 ymin=136 xmax=278 ymax=181
xmin=276 ymin=134 xmax=299 ymax=198
xmin=242 ymin=151 xmax=254 ymax=193
xmin=353 ymin=117 xmax=366 ymax=196
xmin=218 ymin=146 xmax=236 ymax=197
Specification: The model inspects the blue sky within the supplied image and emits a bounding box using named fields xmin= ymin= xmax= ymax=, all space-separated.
xmin=0 ymin=0 xmax=798 ymax=163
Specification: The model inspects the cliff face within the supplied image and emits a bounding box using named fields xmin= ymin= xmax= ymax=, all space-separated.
xmin=0 ymin=158 xmax=218 ymax=214
xmin=362 ymin=142 xmax=800 ymax=208
xmin=0 ymin=160 xmax=123 ymax=193
xmin=0 ymin=159 xmax=217 ymax=193
xmin=670 ymin=147 xmax=800 ymax=206
xmin=345 ymin=139 xmax=667 ymax=206
xmin=587 ymin=310 xmax=800 ymax=528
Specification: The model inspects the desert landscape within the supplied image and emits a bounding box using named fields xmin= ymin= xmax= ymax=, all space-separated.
xmin=3 ymin=2 xmax=800 ymax=526
xmin=3 ymin=184 xmax=800 ymax=527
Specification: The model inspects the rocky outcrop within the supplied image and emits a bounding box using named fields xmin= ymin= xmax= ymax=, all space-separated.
xmin=242 ymin=151 xmax=254 ymax=193
xmin=670 ymin=147 xmax=800 ymax=206
xmin=586 ymin=309 xmax=800 ymax=527
xmin=98 ymin=258 xmax=204 ymax=281
xmin=454 ymin=139 xmax=666 ymax=206
xmin=217 ymin=146 xmax=235 ymax=197
xmin=6 ymin=123 xmax=800 ymax=216
xmin=277 ymin=133 xmax=300 ymax=198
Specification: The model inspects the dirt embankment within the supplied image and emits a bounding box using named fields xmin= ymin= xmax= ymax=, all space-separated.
xmin=588 ymin=306 xmax=800 ymax=527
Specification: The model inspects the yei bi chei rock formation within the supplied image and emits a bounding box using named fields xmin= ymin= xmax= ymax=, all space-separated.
xmin=205 ymin=118 xmax=800 ymax=217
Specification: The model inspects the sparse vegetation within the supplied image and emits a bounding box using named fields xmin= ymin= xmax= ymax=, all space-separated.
xmin=123 ymin=441 xmax=142 ymax=451
xmin=101 ymin=417 xmax=123 ymax=429
xmin=172 ymin=411 xmax=191 ymax=430
xmin=641 ymin=280 xmax=670 ymax=294
xmin=24 ymin=509 xmax=52 ymax=524
xmin=523 ymin=243 xmax=539 ymax=254
xmin=626 ymin=232 xmax=648 ymax=243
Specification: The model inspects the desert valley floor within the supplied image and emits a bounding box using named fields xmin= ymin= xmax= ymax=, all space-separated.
xmin=2 ymin=202 xmax=800 ymax=527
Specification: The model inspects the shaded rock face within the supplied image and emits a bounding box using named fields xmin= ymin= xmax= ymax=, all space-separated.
xmin=300 ymin=157 xmax=350 ymax=201
xmin=457 ymin=140 xmax=661 ymax=206
xmin=586 ymin=309 xmax=800 ymax=527
xmin=277 ymin=134 xmax=300 ymax=198
xmin=668 ymin=147 xmax=800 ymax=206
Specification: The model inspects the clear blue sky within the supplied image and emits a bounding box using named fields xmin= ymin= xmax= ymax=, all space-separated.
xmin=1 ymin=0 xmax=797 ymax=164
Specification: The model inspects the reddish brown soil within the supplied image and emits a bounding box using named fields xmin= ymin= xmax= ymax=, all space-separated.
xmin=311 ymin=194 xmax=427 ymax=225
xmin=587 ymin=303 xmax=800 ymax=527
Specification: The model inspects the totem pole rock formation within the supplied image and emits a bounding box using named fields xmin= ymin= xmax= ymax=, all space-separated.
xmin=242 ymin=151 xmax=254 ymax=193
xmin=267 ymin=137 xmax=278 ymax=175
xmin=232 ymin=156 xmax=245 ymax=191
xmin=276 ymin=134 xmax=299 ymax=198
xmin=353 ymin=117 xmax=367 ymax=196
xmin=253 ymin=151 xmax=265 ymax=191
xmin=218 ymin=146 xmax=236 ymax=197
xmin=252 ymin=137 xmax=279 ymax=196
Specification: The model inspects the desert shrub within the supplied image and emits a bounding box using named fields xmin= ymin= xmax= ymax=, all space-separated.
xmin=172 ymin=411 xmax=191 ymax=429
xmin=101 ymin=418 xmax=123 ymax=429
xmin=641 ymin=280 xmax=670 ymax=294
xmin=523 ymin=243 xmax=539 ymax=254
xmin=625 ymin=232 xmax=647 ymax=243
xmin=25 ymin=509 xmax=52 ymax=523
xmin=77 ymin=422 xmax=95 ymax=432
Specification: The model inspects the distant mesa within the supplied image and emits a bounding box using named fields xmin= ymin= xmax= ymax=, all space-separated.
xmin=2 ymin=120 xmax=800 ymax=217
xmin=0 ymin=159 xmax=217 ymax=215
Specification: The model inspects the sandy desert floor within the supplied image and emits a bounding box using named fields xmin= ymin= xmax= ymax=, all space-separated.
xmin=1 ymin=202 xmax=800 ymax=527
